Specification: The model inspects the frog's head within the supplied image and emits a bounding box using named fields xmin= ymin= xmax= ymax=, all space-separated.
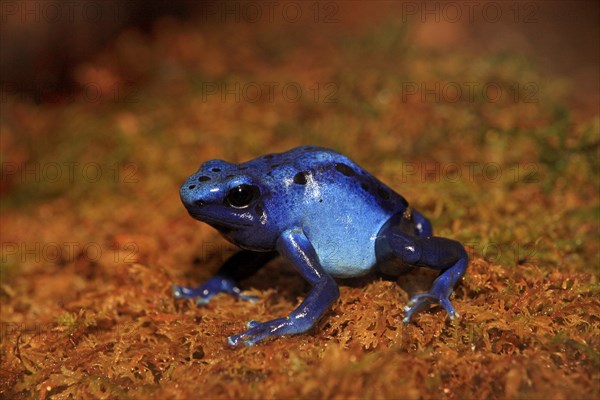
xmin=180 ymin=159 xmax=276 ymax=250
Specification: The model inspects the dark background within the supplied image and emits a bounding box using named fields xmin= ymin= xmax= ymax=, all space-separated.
xmin=2 ymin=1 xmax=598 ymax=114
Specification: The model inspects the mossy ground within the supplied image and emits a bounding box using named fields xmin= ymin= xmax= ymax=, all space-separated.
xmin=1 ymin=6 xmax=599 ymax=399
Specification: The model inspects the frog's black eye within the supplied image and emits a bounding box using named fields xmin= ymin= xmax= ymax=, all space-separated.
xmin=226 ymin=184 xmax=259 ymax=209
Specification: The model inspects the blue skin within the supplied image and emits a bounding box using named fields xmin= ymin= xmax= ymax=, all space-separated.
xmin=174 ymin=146 xmax=468 ymax=346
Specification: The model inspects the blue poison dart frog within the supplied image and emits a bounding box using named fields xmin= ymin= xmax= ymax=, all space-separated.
xmin=174 ymin=146 xmax=468 ymax=346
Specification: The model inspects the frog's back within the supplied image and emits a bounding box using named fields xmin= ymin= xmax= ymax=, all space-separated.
xmin=273 ymin=145 xmax=408 ymax=213
xmin=260 ymin=146 xmax=409 ymax=277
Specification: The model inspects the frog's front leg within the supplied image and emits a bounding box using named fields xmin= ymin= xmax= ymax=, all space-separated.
xmin=228 ymin=229 xmax=339 ymax=347
xmin=172 ymin=250 xmax=277 ymax=305
xmin=377 ymin=217 xmax=467 ymax=323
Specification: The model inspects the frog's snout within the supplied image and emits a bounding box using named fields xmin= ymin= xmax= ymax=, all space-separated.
xmin=180 ymin=176 xmax=205 ymax=211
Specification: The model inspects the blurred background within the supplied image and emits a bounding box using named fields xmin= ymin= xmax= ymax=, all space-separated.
xmin=2 ymin=1 xmax=598 ymax=108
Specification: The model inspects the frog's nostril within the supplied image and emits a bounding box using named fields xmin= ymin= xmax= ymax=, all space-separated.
xmin=188 ymin=185 xmax=196 ymax=190
xmin=194 ymin=200 xmax=206 ymax=207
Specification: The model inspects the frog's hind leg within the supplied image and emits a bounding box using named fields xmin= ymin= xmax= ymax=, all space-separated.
xmin=377 ymin=218 xmax=467 ymax=323
xmin=412 ymin=209 xmax=433 ymax=237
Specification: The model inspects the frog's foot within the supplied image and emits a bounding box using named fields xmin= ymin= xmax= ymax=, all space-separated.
xmin=227 ymin=317 xmax=305 ymax=347
xmin=402 ymin=292 xmax=459 ymax=324
xmin=172 ymin=276 xmax=258 ymax=305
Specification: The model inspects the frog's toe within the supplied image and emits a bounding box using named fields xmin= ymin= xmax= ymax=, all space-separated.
xmin=195 ymin=290 xmax=256 ymax=305
xmin=172 ymin=284 xmax=205 ymax=299
xmin=172 ymin=284 xmax=184 ymax=299
xmin=227 ymin=333 xmax=243 ymax=347
xmin=402 ymin=293 xmax=432 ymax=323
xmin=237 ymin=293 xmax=259 ymax=303
xmin=228 ymin=317 xmax=293 ymax=347
xmin=402 ymin=293 xmax=459 ymax=323
xmin=195 ymin=297 xmax=211 ymax=305
xmin=439 ymin=297 xmax=459 ymax=319
xmin=246 ymin=320 xmax=260 ymax=329
xmin=227 ymin=330 xmax=262 ymax=347
xmin=173 ymin=277 xmax=259 ymax=305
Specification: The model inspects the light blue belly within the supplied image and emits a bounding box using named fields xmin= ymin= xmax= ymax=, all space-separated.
xmin=302 ymin=203 xmax=390 ymax=278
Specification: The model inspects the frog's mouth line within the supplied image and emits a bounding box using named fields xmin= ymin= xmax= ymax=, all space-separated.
xmin=188 ymin=212 xmax=252 ymax=229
